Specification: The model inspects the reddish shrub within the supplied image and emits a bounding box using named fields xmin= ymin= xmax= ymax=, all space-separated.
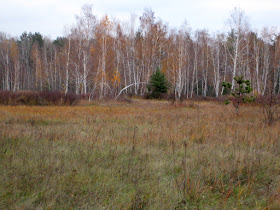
xmin=0 ymin=91 xmax=82 ymax=106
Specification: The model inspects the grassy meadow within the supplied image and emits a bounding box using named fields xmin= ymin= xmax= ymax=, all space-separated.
xmin=0 ymin=99 xmax=280 ymax=209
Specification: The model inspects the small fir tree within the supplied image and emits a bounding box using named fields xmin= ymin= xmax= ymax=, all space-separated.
xmin=147 ymin=67 xmax=169 ymax=99
xmin=222 ymin=75 xmax=255 ymax=115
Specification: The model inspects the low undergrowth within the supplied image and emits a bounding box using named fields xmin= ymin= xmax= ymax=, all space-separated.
xmin=0 ymin=91 xmax=83 ymax=106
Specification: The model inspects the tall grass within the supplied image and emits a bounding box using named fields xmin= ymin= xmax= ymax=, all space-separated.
xmin=0 ymin=100 xmax=280 ymax=208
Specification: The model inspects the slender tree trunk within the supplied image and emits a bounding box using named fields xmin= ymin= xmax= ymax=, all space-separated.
xmin=65 ymin=38 xmax=71 ymax=94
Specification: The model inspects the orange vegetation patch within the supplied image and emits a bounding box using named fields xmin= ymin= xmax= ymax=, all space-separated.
xmin=0 ymin=100 xmax=279 ymax=146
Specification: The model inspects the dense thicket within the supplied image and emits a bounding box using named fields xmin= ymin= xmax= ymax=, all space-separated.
xmin=0 ymin=6 xmax=280 ymax=100
xmin=0 ymin=91 xmax=81 ymax=106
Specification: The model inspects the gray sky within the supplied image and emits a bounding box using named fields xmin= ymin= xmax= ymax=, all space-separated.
xmin=1 ymin=0 xmax=280 ymax=39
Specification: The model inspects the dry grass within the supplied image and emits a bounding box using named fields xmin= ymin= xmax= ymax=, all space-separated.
xmin=1 ymin=99 xmax=280 ymax=208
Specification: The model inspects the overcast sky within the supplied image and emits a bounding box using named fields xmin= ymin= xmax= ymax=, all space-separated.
xmin=1 ymin=0 xmax=280 ymax=39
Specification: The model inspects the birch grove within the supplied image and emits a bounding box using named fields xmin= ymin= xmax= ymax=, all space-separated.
xmin=0 ymin=6 xmax=280 ymax=98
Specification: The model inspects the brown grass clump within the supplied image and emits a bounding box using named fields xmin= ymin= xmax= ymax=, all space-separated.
xmin=0 ymin=99 xmax=280 ymax=208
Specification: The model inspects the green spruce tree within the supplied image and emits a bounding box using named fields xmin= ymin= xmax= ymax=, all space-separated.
xmin=222 ymin=75 xmax=255 ymax=115
xmin=147 ymin=67 xmax=169 ymax=99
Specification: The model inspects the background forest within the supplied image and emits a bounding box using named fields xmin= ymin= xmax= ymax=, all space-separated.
xmin=0 ymin=5 xmax=280 ymax=100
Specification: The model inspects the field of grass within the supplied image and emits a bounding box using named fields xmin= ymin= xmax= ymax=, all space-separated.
xmin=1 ymin=99 xmax=280 ymax=209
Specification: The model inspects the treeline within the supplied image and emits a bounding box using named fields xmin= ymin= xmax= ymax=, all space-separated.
xmin=0 ymin=6 xmax=280 ymax=100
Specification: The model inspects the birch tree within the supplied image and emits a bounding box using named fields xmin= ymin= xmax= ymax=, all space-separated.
xmin=75 ymin=4 xmax=97 ymax=94
xmin=226 ymin=7 xmax=249 ymax=90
